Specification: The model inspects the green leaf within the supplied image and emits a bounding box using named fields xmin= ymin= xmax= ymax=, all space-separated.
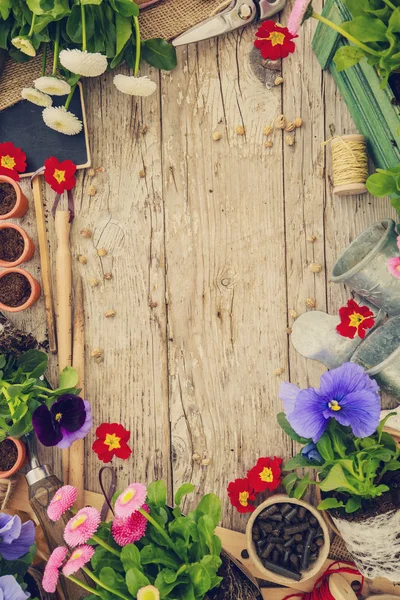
xmin=188 ymin=493 xmax=221 ymax=528
xmin=197 ymin=515 xmax=221 ymax=555
xmin=187 ymin=563 xmax=211 ymax=597
xmin=317 ymin=497 xmax=344 ymax=511
xmin=333 ymin=45 xmax=366 ymax=71
xmin=382 ymin=458 xmax=400 ymax=471
xmin=284 ymin=455 xmax=315 ymax=470
xmin=342 ymin=15 xmax=388 ymax=41
xmin=82 ymin=0 xmax=102 ymax=4
xmin=345 ymin=497 xmax=362 ymax=514
xmin=99 ymin=567 xmax=129 ymax=596
xmin=140 ymin=545 xmax=181 ymax=570
xmin=293 ymin=478 xmax=310 ymax=500
xmin=200 ymin=554 xmax=223 ymax=590
xmin=114 ymin=12 xmax=131 ymax=56
xmin=174 ymin=483 xmax=195 ymax=506
xmin=125 ymin=567 xmax=150 ymax=597
xmin=115 ymin=0 xmax=138 ymax=16
xmin=377 ymin=412 xmax=398 ymax=439
xmin=282 ymin=472 xmax=298 ymax=496
xmin=17 ymin=350 xmax=48 ymax=375
xmin=59 ymin=366 xmax=79 ymax=389
xmin=168 ymin=516 xmax=198 ymax=545
xmin=319 ymin=464 xmax=358 ymax=494
xmin=154 ymin=568 xmax=188 ymax=598
xmin=91 ymin=547 xmax=124 ymax=574
xmin=277 ymin=412 xmax=311 ymax=444
xmin=367 ymin=172 xmax=399 ymax=197
xmin=0 ymin=0 xmax=12 ymax=20
xmin=147 ymin=480 xmax=167 ymax=507
xmin=317 ymin=432 xmax=334 ymax=461
xmin=142 ymin=38 xmax=177 ymax=71
xmin=120 ymin=544 xmax=141 ymax=570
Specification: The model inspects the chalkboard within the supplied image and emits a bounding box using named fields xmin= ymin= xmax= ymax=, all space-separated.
xmin=0 ymin=82 xmax=90 ymax=176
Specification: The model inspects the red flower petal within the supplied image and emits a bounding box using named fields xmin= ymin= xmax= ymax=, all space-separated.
xmin=44 ymin=156 xmax=77 ymax=194
xmin=253 ymin=21 xmax=297 ymax=61
xmin=227 ymin=478 xmax=256 ymax=513
xmin=247 ymin=456 xmax=282 ymax=493
xmin=336 ymin=299 xmax=375 ymax=340
xmin=92 ymin=422 xmax=132 ymax=463
xmin=0 ymin=167 xmax=20 ymax=181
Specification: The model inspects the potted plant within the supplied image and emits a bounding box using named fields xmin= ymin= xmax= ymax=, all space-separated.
xmin=0 ymin=269 xmax=41 ymax=312
xmin=0 ymin=224 xmax=35 ymax=269
xmin=0 ymin=177 xmax=29 ymax=220
xmin=278 ymin=361 xmax=400 ymax=581
xmin=42 ymin=480 xmax=263 ymax=600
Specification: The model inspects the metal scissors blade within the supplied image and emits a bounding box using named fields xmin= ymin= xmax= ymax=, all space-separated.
xmin=173 ymin=0 xmax=286 ymax=46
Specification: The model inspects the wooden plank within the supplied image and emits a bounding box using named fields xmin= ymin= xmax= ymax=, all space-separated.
xmin=160 ymin=30 xmax=290 ymax=531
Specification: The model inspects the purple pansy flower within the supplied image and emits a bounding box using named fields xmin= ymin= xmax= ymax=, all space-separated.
xmin=279 ymin=362 xmax=381 ymax=442
xmin=32 ymin=394 xmax=92 ymax=449
xmin=301 ymin=443 xmax=323 ymax=464
xmin=0 ymin=576 xmax=30 ymax=600
xmin=0 ymin=514 xmax=35 ymax=561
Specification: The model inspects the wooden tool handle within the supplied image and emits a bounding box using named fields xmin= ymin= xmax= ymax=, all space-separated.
xmin=55 ymin=210 xmax=72 ymax=484
xmin=70 ymin=276 xmax=85 ymax=508
xmin=28 ymin=474 xmax=90 ymax=600
xmin=32 ymin=177 xmax=57 ymax=354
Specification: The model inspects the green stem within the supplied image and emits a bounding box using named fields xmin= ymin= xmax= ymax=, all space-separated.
xmin=82 ymin=567 xmax=130 ymax=600
xmin=52 ymin=21 xmax=60 ymax=76
xmin=312 ymin=12 xmax=381 ymax=57
xmin=81 ymin=1 xmax=87 ymax=52
xmin=138 ymin=508 xmax=179 ymax=556
xmin=91 ymin=533 xmax=121 ymax=557
xmin=28 ymin=14 xmax=36 ymax=38
xmin=64 ymin=84 xmax=76 ymax=110
xmin=381 ymin=0 xmax=397 ymax=10
xmin=41 ymin=42 xmax=47 ymax=76
xmin=133 ymin=15 xmax=141 ymax=76
xmin=67 ymin=575 xmax=102 ymax=597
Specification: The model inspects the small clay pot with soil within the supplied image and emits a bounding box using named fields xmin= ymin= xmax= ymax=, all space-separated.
xmin=0 ymin=437 xmax=26 ymax=478
xmin=0 ymin=268 xmax=41 ymax=312
xmin=0 ymin=224 xmax=35 ymax=268
xmin=0 ymin=176 xmax=29 ymax=220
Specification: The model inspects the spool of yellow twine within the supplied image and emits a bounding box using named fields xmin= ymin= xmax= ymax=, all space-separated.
xmin=329 ymin=134 xmax=369 ymax=197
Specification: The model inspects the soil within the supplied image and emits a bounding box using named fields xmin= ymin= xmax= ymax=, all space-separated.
xmin=0 ymin=312 xmax=38 ymax=355
xmin=0 ymin=183 xmax=16 ymax=216
xmin=0 ymin=272 xmax=31 ymax=307
xmin=328 ymin=490 xmax=397 ymax=523
xmin=206 ymin=551 xmax=262 ymax=600
xmin=0 ymin=438 xmax=18 ymax=471
xmin=0 ymin=228 xmax=25 ymax=262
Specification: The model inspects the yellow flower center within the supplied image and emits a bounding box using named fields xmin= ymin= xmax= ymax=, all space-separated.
xmin=121 ymin=489 xmax=136 ymax=504
xmin=329 ymin=400 xmax=341 ymax=412
xmin=54 ymin=169 xmax=66 ymax=184
xmin=55 ymin=493 xmax=62 ymax=501
xmin=55 ymin=412 xmax=62 ymax=421
xmin=267 ymin=31 xmax=285 ymax=46
xmin=349 ymin=312 xmax=365 ymax=328
xmin=104 ymin=433 xmax=121 ymax=450
xmin=1 ymin=155 xmax=16 ymax=170
xmin=260 ymin=467 xmax=273 ymax=482
xmin=239 ymin=491 xmax=249 ymax=507
xmin=71 ymin=550 xmax=83 ymax=560
xmin=72 ymin=514 xmax=88 ymax=529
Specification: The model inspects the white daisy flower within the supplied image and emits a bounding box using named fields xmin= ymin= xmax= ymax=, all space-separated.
xmin=21 ymin=87 xmax=52 ymax=107
xmin=113 ymin=74 xmax=157 ymax=97
xmin=42 ymin=106 xmax=83 ymax=136
xmin=59 ymin=49 xmax=108 ymax=77
xmin=34 ymin=76 xmax=71 ymax=96
xmin=11 ymin=36 xmax=36 ymax=57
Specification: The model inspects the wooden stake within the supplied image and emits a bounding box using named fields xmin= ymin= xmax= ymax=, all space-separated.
xmin=55 ymin=210 xmax=72 ymax=484
xmin=70 ymin=276 xmax=85 ymax=508
xmin=31 ymin=176 xmax=57 ymax=353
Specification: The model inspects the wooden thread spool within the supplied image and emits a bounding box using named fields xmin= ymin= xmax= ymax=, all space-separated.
xmin=331 ymin=134 xmax=368 ymax=197
xmin=329 ymin=574 xmax=358 ymax=600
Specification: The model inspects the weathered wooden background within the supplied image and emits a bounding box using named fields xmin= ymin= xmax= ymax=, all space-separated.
xmin=10 ymin=0 xmax=396 ymax=533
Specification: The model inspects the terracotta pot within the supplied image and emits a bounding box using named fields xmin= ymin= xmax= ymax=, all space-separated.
xmin=0 ymin=176 xmax=29 ymax=220
xmin=0 ymin=268 xmax=41 ymax=312
xmin=0 ymin=437 xmax=26 ymax=478
xmin=246 ymin=494 xmax=330 ymax=586
xmin=0 ymin=223 xmax=35 ymax=268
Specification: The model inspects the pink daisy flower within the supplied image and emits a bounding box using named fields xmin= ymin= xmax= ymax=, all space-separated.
xmin=62 ymin=544 xmax=95 ymax=576
xmin=388 ymin=256 xmax=400 ymax=279
xmin=42 ymin=546 xmax=68 ymax=593
xmin=64 ymin=507 xmax=101 ymax=547
xmin=112 ymin=503 xmax=149 ymax=546
xmin=48 ymin=485 xmax=78 ymax=521
xmin=288 ymin=0 xmax=313 ymax=35
xmin=114 ymin=482 xmax=147 ymax=518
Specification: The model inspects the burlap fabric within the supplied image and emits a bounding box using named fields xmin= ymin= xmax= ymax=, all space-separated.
xmin=0 ymin=0 xmax=226 ymax=112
